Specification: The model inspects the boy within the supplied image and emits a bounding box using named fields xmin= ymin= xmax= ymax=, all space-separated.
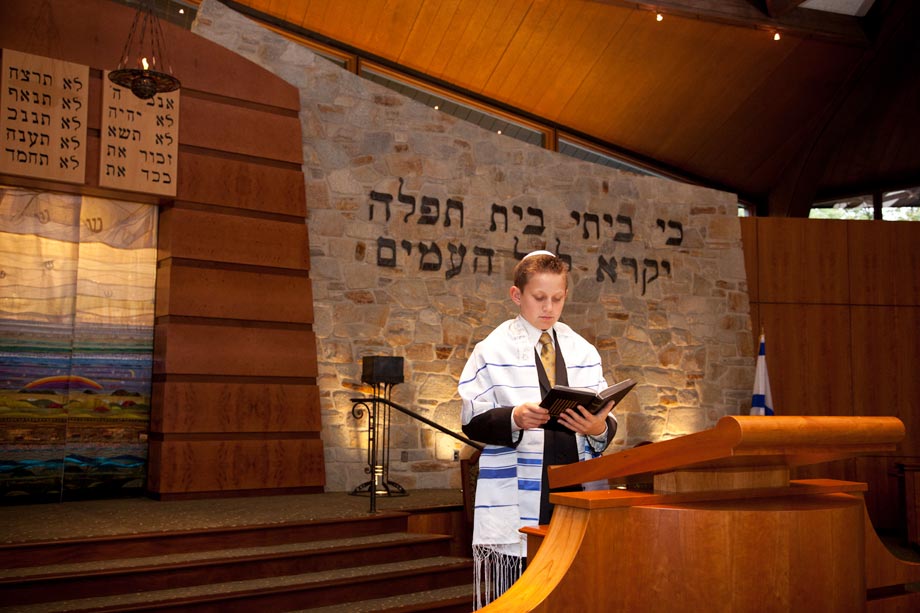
xmin=458 ymin=250 xmax=618 ymax=608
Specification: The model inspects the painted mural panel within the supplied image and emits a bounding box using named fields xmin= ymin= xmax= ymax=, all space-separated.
xmin=0 ymin=186 xmax=156 ymax=502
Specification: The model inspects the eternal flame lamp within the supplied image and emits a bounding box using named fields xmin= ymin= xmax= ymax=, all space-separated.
xmin=108 ymin=0 xmax=181 ymax=100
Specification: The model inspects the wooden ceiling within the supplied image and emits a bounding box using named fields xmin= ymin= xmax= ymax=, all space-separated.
xmin=211 ymin=0 xmax=920 ymax=216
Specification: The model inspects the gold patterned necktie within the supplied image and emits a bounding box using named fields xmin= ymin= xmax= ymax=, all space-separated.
xmin=540 ymin=331 xmax=555 ymax=387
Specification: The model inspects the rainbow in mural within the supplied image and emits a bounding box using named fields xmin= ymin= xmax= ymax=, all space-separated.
xmin=22 ymin=375 xmax=104 ymax=391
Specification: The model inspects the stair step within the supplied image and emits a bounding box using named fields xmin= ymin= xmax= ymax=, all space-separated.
xmin=0 ymin=557 xmax=473 ymax=612
xmin=0 ymin=513 xmax=413 ymax=568
xmin=294 ymin=584 xmax=473 ymax=612
xmin=0 ymin=533 xmax=453 ymax=606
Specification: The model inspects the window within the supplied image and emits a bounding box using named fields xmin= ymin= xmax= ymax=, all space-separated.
xmin=810 ymin=195 xmax=875 ymax=220
xmin=358 ymin=63 xmax=548 ymax=148
xmin=881 ymin=188 xmax=920 ymax=221
xmin=556 ymin=134 xmax=666 ymax=179
xmin=810 ymin=187 xmax=920 ymax=221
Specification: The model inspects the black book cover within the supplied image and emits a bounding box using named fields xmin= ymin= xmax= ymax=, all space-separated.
xmin=539 ymin=378 xmax=637 ymax=418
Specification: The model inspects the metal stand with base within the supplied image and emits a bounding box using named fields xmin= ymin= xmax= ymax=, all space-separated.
xmin=350 ymin=356 xmax=407 ymax=513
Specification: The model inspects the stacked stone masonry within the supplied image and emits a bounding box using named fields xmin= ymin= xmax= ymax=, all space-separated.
xmin=194 ymin=0 xmax=754 ymax=492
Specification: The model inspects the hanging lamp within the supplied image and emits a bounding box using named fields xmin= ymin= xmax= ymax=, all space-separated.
xmin=108 ymin=0 xmax=181 ymax=100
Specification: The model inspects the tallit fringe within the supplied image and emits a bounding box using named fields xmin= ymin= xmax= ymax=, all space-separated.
xmin=472 ymin=541 xmax=526 ymax=610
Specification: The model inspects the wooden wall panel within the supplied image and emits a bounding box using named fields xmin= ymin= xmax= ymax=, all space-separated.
xmin=151 ymin=381 xmax=321 ymax=433
xmin=177 ymin=150 xmax=306 ymax=215
xmin=154 ymin=323 xmax=317 ymax=378
xmin=156 ymin=261 xmax=313 ymax=323
xmin=2 ymin=0 xmax=323 ymax=500
xmin=748 ymin=303 xmax=760 ymax=344
xmin=757 ymin=303 xmax=852 ymax=416
xmin=848 ymin=222 xmax=920 ymax=306
xmin=75 ymin=76 xmax=305 ymax=210
xmin=739 ymin=217 xmax=758 ymax=304
xmin=169 ymin=43 xmax=300 ymax=113
xmin=147 ymin=438 xmax=325 ymax=495
xmin=741 ymin=218 xmax=920 ymax=536
xmin=0 ymin=1 xmax=300 ymax=112
xmin=407 ymin=509 xmax=472 ymax=557
xmin=158 ymin=207 xmax=309 ymax=269
xmin=851 ymin=306 xmax=920 ymax=455
xmin=757 ymin=218 xmax=850 ymax=304
xmin=179 ymin=94 xmax=302 ymax=163
xmin=855 ymin=456 xmax=906 ymax=534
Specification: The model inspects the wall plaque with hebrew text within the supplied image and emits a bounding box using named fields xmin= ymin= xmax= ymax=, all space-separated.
xmin=100 ymin=72 xmax=179 ymax=196
xmin=0 ymin=49 xmax=89 ymax=184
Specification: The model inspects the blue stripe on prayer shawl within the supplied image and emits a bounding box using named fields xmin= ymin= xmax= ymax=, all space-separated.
xmin=469 ymin=383 xmax=541 ymax=403
xmin=481 ymin=447 xmax=516 ymax=457
xmin=461 ymin=379 xmax=540 ymax=403
xmin=517 ymin=457 xmax=541 ymax=465
xmin=479 ymin=467 xmax=518 ymax=479
xmin=566 ymin=361 xmax=602 ymax=371
xmin=457 ymin=361 xmax=538 ymax=386
xmin=518 ymin=478 xmax=541 ymax=491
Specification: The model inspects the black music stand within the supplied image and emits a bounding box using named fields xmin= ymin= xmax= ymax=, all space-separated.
xmin=350 ymin=356 xmax=407 ymax=511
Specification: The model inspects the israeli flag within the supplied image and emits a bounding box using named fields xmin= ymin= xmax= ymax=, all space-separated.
xmin=751 ymin=333 xmax=774 ymax=416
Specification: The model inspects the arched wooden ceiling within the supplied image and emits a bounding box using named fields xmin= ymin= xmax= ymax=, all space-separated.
xmin=209 ymin=0 xmax=920 ymax=217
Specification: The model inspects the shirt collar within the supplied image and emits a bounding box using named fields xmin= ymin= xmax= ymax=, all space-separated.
xmin=516 ymin=315 xmax=552 ymax=347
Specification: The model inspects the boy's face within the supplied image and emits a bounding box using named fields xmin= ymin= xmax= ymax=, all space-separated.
xmin=510 ymin=272 xmax=568 ymax=331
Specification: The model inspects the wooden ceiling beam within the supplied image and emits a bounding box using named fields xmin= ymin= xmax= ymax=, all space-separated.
xmin=588 ymin=0 xmax=868 ymax=45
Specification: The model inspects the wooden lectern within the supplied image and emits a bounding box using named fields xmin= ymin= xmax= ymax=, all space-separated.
xmin=481 ymin=415 xmax=920 ymax=612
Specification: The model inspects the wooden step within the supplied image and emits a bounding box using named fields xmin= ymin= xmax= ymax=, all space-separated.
xmin=0 ymin=532 xmax=453 ymax=606
xmin=0 ymin=512 xmax=412 ymax=568
xmin=298 ymin=585 xmax=473 ymax=612
xmin=0 ymin=557 xmax=474 ymax=612
xmin=0 ymin=495 xmax=475 ymax=612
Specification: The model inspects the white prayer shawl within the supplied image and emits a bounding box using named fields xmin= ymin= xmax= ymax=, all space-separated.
xmin=459 ymin=316 xmax=608 ymax=606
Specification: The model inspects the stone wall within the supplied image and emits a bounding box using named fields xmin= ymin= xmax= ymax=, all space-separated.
xmin=193 ymin=0 xmax=754 ymax=492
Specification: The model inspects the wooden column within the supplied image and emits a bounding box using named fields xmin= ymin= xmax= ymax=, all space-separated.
xmin=145 ymin=20 xmax=322 ymax=499
xmin=0 ymin=0 xmax=324 ymax=499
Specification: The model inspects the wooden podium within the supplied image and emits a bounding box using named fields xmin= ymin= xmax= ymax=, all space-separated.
xmin=481 ymin=416 xmax=920 ymax=612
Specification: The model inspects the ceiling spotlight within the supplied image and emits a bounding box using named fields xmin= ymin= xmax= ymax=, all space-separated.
xmin=656 ymin=13 xmax=663 ymax=22
xmin=434 ymin=105 xmax=439 ymax=110
xmin=497 ymin=130 xmax=502 ymax=135
xmin=773 ymin=32 xmax=781 ymax=41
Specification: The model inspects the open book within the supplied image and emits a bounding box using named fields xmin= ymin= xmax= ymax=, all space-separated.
xmin=540 ymin=378 xmax=637 ymax=418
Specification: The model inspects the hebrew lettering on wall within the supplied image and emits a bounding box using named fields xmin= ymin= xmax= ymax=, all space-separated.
xmin=0 ymin=49 xmax=89 ymax=184
xmin=99 ymin=73 xmax=179 ymax=196
xmin=368 ymin=176 xmax=686 ymax=295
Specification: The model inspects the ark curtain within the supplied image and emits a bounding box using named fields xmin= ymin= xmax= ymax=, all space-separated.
xmin=0 ymin=186 xmax=156 ymax=503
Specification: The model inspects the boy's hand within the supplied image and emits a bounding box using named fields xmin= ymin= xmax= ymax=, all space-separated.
xmin=557 ymin=399 xmax=615 ymax=436
xmin=513 ymin=402 xmax=550 ymax=429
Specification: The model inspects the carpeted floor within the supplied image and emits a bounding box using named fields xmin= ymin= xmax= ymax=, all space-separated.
xmin=0 ymin=489 xmax=465 ymax=544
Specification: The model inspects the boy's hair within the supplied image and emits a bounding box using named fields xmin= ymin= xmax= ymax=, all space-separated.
xmin=513 ymin=252 xmax=568 ymax=291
